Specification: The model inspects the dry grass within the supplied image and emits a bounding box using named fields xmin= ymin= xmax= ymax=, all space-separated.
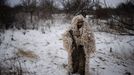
xmin=0 ymin=56 xmax=36 ymax=75
xmin=16 ymin=49 xmax=38 ymax=59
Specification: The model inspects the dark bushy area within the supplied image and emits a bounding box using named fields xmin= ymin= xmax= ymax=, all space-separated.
xmin=92 ymin=1 xmax=134 ymax=34
xmin=115 ymin=1 xmax=134 ymax=31
xmin=0 ymin=0 xmax=59 ymax=31
xmin=0 ymin=0 xmax=15 ymax=30
xmin=0 ymin=0 xmax=134 ymax=34
xmin=61 ymin=0 xmax=91 ymax=15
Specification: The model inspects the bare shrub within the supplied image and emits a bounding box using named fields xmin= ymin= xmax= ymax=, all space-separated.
xmin=61 ymin=0 xmax=91 ymax=15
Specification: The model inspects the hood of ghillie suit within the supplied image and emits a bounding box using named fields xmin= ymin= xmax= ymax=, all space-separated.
xmin=70 ymin=15 xmax=85 ymax=31
xmin=69 ymin=15 xmax=92 ymax=36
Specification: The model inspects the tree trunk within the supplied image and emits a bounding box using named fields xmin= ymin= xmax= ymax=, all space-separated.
xmin=30 ymin=11 xmax=33 ymax=23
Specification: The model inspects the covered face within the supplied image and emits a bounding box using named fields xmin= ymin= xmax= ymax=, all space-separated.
xmin=77 ymin=18 xmax=84 ymax=29
xmin=71 ymin=15 xmax=85 ymax=30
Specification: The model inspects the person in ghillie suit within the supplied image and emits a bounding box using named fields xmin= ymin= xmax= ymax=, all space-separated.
xmin=63 ymin=15 xmax=96 ymax=75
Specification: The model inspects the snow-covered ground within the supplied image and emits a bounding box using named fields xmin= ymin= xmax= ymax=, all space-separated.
xmin=0 ymin=18 xmax=134 ymax=75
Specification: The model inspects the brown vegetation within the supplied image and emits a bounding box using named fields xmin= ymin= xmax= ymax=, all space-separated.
xmin=16 ymin=49 xmax=38 ymax=59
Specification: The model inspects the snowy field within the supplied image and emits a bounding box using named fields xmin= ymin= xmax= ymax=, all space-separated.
xmin=0 ymin=18 xmax=134 ymax=75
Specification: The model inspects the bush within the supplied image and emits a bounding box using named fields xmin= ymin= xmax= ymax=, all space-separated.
xmin=0 ymin=0 xmax=15 ymax=30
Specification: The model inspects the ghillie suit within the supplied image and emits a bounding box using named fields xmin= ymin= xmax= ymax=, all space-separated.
xmin=63 ymin=15 xmax=95 ymax=75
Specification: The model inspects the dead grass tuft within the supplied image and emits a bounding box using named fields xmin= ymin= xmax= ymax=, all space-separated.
xmin=16 ymin=49 xmax=38 ymax=59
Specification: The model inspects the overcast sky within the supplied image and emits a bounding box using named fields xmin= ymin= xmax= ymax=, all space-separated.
xmin=8 ymin=0 xmax=21 ymax=6
xmin=100 ymin=0 xmax=126 ymax=7
xmin=8 ymin=0 xmax=126 ymax=8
